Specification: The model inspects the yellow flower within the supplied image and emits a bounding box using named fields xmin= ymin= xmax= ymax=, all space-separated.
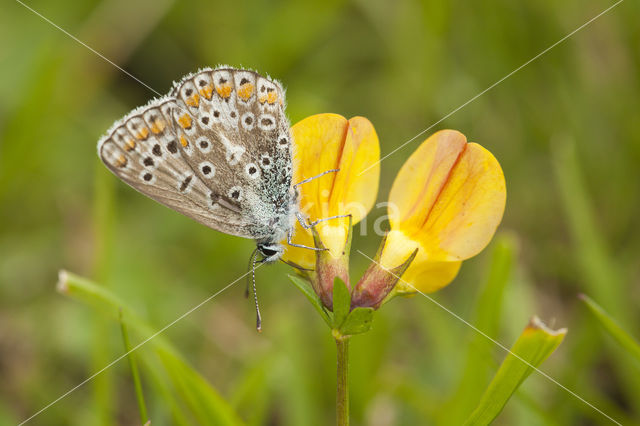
xmin=282 ymin=113 xmax=380 ymax=270
xmin=379 ymin=129 xmax=506 ymax=293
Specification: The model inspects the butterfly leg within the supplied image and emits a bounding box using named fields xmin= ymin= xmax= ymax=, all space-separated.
xmin=309 ymin=214 xmax=351 ymax=227
xmin=287 ymin=229 xmax=325 ymax=251
xmin=296 ymin=211 xmax=313 ymax=229
xmin=293 ymin=168 xmax=340 ymax=190
xmin=287 ymin=213 xmax=352 ymax=251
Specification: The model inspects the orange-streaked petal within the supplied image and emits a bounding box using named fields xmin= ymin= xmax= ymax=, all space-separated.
xmin=388 ymin=130 xmax=506 ymax=262
xmin=282 ymin=114 xmax=380 ymax=268
xmin=388 ymin=130 xmax=467 ymax=234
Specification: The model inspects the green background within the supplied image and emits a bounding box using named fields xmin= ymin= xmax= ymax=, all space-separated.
xmin=1 ymin=0 xmax=638 ymax=424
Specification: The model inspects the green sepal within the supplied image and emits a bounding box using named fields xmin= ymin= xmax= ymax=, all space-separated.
xmin=288 ymin=274 xmax=332 ymax=327
xmin=339 ymin=307 xmax=375 ymax=336
xmin=332 ymin=277 xmax=351 ymax=329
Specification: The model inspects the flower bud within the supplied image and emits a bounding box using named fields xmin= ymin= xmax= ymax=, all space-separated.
xmin=309 ymin=218 xmax=352 ymax=310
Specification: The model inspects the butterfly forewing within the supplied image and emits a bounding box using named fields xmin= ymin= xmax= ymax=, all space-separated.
xmin=97 ymin=67 xmax=296 ymax=243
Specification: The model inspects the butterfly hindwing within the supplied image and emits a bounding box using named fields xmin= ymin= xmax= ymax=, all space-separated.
xmin=169 ymin=68 xmax=295 ymax=242
xmin=97 ymin=96 xmax=257 ymax=238
xmin=98 ymin=67 xmax=297 ymax=244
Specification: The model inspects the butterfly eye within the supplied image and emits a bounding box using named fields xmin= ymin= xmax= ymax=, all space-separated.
xmin=258 ymin=245 xmax=279 ymax=258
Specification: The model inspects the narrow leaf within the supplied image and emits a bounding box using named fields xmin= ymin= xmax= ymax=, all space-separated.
xmin=339 ymin=307 xmax=374 ymax=336
xmin=157 ymin=348 xmax=241 ymax=425
xmin=332 ymin=277 xmax=351 ymax=328
xmin=442 ymin=234 xmax=516 ymax=425
xmin=119 ymin=309 xmax=149 ymax=425
xmin=288 ymin=274 xmax=332 ymax=326
xmin=464 ymin=316 xmax=566 ymax=426
xmin=579 ymin=294 xmax=640 ymax=363
xmin=57 ymin=270 xmax=243 ymax=426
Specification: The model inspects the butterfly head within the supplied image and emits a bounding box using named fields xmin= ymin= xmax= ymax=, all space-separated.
xmin=257 ymin=242 xmax=284 ymax=263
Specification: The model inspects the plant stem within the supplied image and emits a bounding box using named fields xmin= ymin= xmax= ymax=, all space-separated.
xmin=336 ymin=335 xmax=350 ymax=426
xmin=92 ymin=159 xmax=115 ymax=425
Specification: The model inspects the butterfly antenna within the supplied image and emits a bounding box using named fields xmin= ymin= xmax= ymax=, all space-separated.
xmin=251 ymin=252 xmax=263 ymax=332
xmin=245 ymin=248 xmax=258 ymax=299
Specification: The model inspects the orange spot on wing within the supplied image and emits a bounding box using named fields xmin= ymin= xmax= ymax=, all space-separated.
xmin=116 ymin=154 xmax=127 ymax=167
xmin=237 ymin=83 xmax=255 ymax=101
xmin=200 ymin=85 xmax=213 ymax=100
xmin=178 ymin=114 xmax=192 ymax=129
xmin=185 ymin=94 xmax=200 ymax=107
xmin=180 ymin=134 xmax=189 ymax=147
xmin=136 ymin=127 xmax=150 ymax=140
xmin=216 ymin=83 xmax=232 ymax=99
xmin=150 ymin=119 xmax=166 ymax=134
xmin=124 ymin=138 xmax=136 ymax=151
xmin=267 ymin=91 xmax=278 ymax=104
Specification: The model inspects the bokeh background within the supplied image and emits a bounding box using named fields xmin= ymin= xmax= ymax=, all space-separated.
xmin=1 ymin=0 xmax=639 ymax=425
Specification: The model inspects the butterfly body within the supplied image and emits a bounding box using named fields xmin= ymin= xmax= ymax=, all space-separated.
xmin=98 ymin=67 xmax=297 ymax=261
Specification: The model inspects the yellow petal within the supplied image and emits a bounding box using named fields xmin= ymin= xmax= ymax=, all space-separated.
xmin=379 ymin=229 xmax=461 ymax=293
xmin=282 ymin=114 xmax=380 ymax=268
xmin=389 ymin=130 xmax=506 ymax=262
xmin=400 ymin=259 xmax=462 ymax=293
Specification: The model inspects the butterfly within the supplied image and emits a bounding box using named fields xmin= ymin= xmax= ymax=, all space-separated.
xmin=97 ymin=66 xmax=334 ymax=329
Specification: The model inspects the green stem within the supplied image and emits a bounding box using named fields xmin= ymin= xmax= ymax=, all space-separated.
xmin=92 ymin=157 xmax=115 ymax=425
xmin=336 ymin=335 xmax=350 ymax=426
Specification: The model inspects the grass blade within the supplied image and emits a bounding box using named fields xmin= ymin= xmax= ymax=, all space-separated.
xmin=579 ymin=294 xmax=640 ymax=364
xmin=463 ymin=316 xmax=566 ymax=426
xmin=441 ymin=234 xmax=515 ymax=424
xmin=57 ymin=270 xmax=243 ymax=425
xmin=119 ymin=309 xmax=149 ymax=424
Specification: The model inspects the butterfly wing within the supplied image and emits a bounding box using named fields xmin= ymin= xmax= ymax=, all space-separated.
xmin=167 ymin=68 xmax=296 ymax=242
xmin=97 ymin=67 xmax=295 ymax=242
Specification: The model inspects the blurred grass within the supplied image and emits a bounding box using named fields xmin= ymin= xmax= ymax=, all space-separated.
xmin=1 ymin=0 xmax=639 ymax=425
xmin=463 ymin=317 xmax=567 ymax=426
xmin=58 ymin=270 xmax=243 ymax=425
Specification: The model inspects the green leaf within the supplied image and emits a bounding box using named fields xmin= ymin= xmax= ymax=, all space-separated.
xmin=339 ymin=307 xmax=375 ymax=336
xmin=463 ymin=316 xmax=566 ymax=426
xmin=442 ymin=234 xmax=516 ymax=425
xmin=332 ymin=277 xmax=351 ymax=329
xmin=156 ymin=348 xmax=242 ymax=425
xmin=579 ymin=294 xmax=640 ymax=364
xmin=288 ymin=274 xmax=332 ymax=326
xmin=57 ymin=270 xmax=243 ymax=426
xmin=118 ymin=310 xmax=148 ymax=425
